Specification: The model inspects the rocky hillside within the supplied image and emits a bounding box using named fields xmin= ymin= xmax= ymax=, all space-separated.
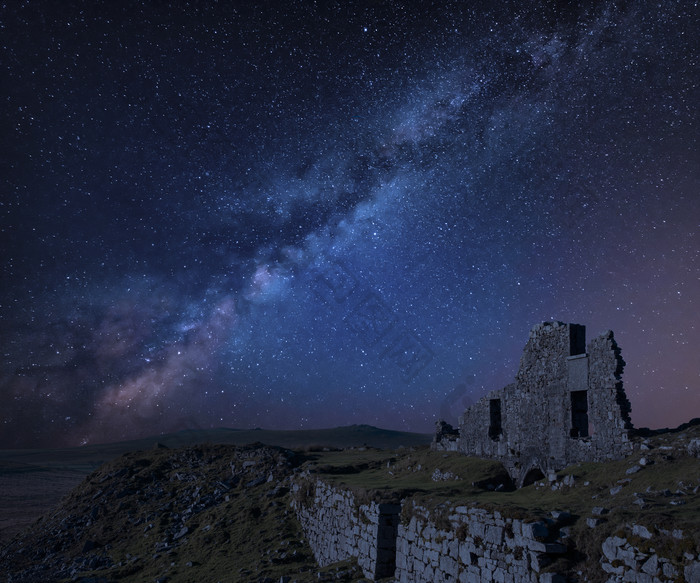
xmin=0 ymin=443 xmax=362 ymax=583
xmin=1 ymin=421 xmax=699 ymax=582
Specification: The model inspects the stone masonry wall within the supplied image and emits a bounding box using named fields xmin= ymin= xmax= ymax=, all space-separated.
xmin=292 ymin=477 xmax=570 ymax=582
xmin=395 ymin=503 xmax=568 ymax=583
xmin=292 ymin=478 xmax=700 ymax=582
xmin=437 ymin=322 xmax=634 ymax=486
xmin=291 ymin=478 xmax=400 ymax=579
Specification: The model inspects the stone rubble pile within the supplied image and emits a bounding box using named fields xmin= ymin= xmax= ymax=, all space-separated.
xmin=600 ymin=523 xmax=700 ymax=583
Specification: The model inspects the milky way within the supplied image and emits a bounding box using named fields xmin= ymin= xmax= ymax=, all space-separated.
xmin=1 ymin=1 xmax=698 ymax=447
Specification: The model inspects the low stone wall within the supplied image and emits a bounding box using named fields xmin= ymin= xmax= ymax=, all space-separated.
xmin=292 ymin=478 xmax=700 ymax=582
xmin=291 ymin=478 xmax=400 ymax=579
xmin=292 ymin=478 xmax=569 ymax=582
xmin=396 ymin=503 xmax=568 ymax=583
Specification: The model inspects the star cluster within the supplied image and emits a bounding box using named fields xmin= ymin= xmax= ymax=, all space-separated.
xmin=1 ymin=1 xmax=698 ymax=447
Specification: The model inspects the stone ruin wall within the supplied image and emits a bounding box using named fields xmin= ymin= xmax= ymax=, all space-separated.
xmin=439 ymin=322 xmax=633 ymax=485
xmin=292 ymin=477 xmax=565 ymax=583
xmin=290 ymin=323 xmax=698 ymax=581
xmin=291 ymin=478 xmax=399 ymax=580
xmin=292 ymin=477 xmax=700 ymax=583
xmin=396 ymin=503 xmax=566 ymax=583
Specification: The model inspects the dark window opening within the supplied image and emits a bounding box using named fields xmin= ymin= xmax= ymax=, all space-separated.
xmin=570 ymin=390 xmax=589 ymax=438
xmin=569 ymin=324 xmax=586 ymax=356
xmin=488 ymin=399 xmax=502 ymax=440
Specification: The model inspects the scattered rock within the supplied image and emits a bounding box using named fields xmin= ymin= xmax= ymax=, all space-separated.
xmin=641 ymin=554 xmax=658 ymax=575
xmin=431 ymin=468 xmax=459 ymax=482
xmin=632 ymin=524 xmax=653 ymax=539
xmin=685 ymin=561 xmax=700 ymax=583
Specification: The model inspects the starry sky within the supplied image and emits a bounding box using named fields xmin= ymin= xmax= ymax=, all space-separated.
xmin=1 ymin=1 xmax=698 ymax=448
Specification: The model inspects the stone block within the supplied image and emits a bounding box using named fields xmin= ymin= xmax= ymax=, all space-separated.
xmin=459 ymin=542 xmax=475 ymax=566
xmin=528 ymin=541 xmax=566 ymax=554
xmin=396 ymin=550 xmax=406 ymax=570
xmin=522 ymin=521 xmax=549 ymax=540
xmin=469 ymin=520 xmax=485 ymax=539
xmin=493 ymin=566 xmax=506 ymax=582
xmin=440 ymin=555 xmax=459 ymax=579
xmin=601 ymin=562 xmax=624 ymax=575
xmin=425 ymin=548 xmax=439 ymax=567
xmin=632 ymin=524 xmax=653 ymax=539
xmin=662 ymin=561 xmax=677 ymax=578
xmin=641 ymin=554 xmax=658 ymax=575
xmin=601 ymin=536 xmax=626 ymax=561
xmin=618 ymin=547 xmax=636 ymax=569
xmin=686 ymin=562 xmax=700 ymax=583
xmin=485 ymin=525 xmax=504 ymax=545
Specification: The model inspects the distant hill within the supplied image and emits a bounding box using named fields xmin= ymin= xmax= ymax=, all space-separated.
xmin=0 ymin=424 xmax=431 ymax=472
xmin=0 ymin=425 xmax=430 ymax=544
xmin=1 ymin=423 xmax=699 ymax=582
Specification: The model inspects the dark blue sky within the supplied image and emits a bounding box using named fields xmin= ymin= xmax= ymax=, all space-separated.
xmin=1 ymin=1 xmax=698 ymax=447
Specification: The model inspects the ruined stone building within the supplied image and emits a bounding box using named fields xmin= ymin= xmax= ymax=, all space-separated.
xmin=434 ymin=322 xmax=633 ymax=486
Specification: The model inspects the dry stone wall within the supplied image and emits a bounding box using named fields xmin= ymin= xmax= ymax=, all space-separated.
xmin=292 ymin=478 xmax=700 ymax=582
xmin=292 ymin=478 xmax=570 ymax=583
xmin=395 ymin=503 xmax=568 ymax=583
xmin=291 ymin=478 xmax=399 ymax=579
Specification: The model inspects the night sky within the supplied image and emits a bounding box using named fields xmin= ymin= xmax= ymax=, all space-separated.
xmin=1 ymin=1 xmax=698 ymax=448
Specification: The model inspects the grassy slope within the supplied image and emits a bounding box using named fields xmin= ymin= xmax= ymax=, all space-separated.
xmin=304 ymin=424 xmax=700 ymax=580
xmin=0 ymin=444 xmax=365 ymax=583
xmin=1 ymin=424 xmax=698 ymax=582
xmin=0 ymin=425 xmax=430 ymax=544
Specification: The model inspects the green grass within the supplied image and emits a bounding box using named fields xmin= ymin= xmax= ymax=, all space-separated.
xmin=298 ymin=425 xmax=700 ymax=581
xmin=303 ymin=425 xmax=700 ymax=532
xmin=2 ymin=423 xmax=698 ymax=582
